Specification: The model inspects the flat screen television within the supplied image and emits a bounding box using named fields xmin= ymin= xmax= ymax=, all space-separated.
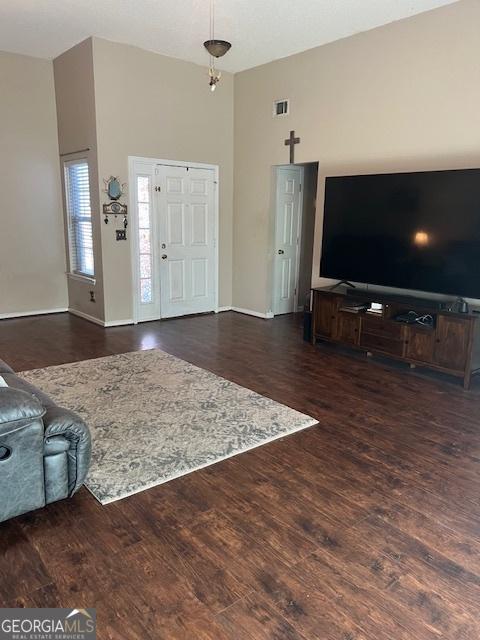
xmin=320 ymin=168 xmax=480 ymax=299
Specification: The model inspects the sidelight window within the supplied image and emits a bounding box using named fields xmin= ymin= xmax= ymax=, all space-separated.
xmin=137 ymin=176 xmax=153 ymax=303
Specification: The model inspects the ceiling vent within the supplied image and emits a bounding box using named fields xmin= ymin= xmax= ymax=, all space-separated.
xmin=273 ymin=99 xmax=289 ymax=117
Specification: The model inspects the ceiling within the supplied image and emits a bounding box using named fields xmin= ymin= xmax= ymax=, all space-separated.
xmin=0 ymin=0 xmax=460 ymax=72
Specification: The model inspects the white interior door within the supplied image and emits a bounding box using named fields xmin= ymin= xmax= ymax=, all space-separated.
xmin=156 ymin=165 xmax=216 ymax=318
xmin=273 ymin=166 xmax=303 ymax=315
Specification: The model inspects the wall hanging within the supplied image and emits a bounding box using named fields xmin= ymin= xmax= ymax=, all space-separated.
xmin=103 ymin=176 xmax=128 ymax=239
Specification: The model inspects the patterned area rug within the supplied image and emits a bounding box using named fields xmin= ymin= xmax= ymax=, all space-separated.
xmin=20 ymin=350 xmax=317 ymax=504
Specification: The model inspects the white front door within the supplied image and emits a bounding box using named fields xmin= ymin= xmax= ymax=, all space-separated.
xmin=273 ymin=166 xmax=303 ymax=315
xmin=156 ymin=165 xmax=216 ymax=318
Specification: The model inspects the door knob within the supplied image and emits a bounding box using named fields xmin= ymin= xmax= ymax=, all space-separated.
xmin=278 ymin=249 xmax=285 ymax=254
xmin=161 ymin=254 xmax=168 ymax=260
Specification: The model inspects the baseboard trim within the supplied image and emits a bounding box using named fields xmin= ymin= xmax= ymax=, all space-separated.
xmin=104 ymin=319 xmax=134 ymax=327
xmin=231 ymin=306 xmax=274 ymax=320
xmin=216 ymin=306 xmax=232 ymax=313
xmin=68 ymin=308 xmax=134 ymax=328
xmin=68 ymin=308 xmax=104 ymax=326
xmin=0 ymin=307 xmax=68 ymax=320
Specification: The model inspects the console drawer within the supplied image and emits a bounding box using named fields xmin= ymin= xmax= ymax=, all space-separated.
xmin=362 ymin=316 xmax=403 ymax=339
xmin=360 ymin=332 xmax=405 ymax=357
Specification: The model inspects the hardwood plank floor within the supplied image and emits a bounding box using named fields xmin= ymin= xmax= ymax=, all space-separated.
xmin=1 ymin=310 xmax=480 ymax=639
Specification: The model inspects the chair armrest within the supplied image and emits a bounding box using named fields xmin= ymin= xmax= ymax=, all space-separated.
xmin=0 ymin=359 xmax=14 ymax=374
xmin=0 ymin=388 xmax=45 ymax=436
xmin=43 ymin=406 xmax=91 ymax=495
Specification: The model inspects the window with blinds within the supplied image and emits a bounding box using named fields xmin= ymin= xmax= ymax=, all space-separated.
xmin=64 ymin=160 xmax=95 ymax=277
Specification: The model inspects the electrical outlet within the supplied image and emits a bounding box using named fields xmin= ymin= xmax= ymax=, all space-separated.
xmin=116 ymin=229 xmax=127 ymax=241
xmin=89 ymin=290 xmax=96 ymax=303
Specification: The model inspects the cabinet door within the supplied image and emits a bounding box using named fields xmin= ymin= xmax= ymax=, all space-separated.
xmin=405 ymin=326 xmax=435 ymax=363
xmin=314 ymin=295 xmax=338 ymax=338
xmin=434 ymin=316 xmax=470 ymax=371
xmin=336 ymin=312 xmax=360 ymax=345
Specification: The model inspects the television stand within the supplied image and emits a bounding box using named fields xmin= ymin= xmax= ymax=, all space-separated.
xmin=311 ymin=287 xmax=480 ymax=389
xmin=329 ymin=280 xmax=356 ymax=291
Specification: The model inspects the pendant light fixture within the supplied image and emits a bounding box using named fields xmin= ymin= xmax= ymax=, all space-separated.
xmin=204 ymin=0 xmax=231 ymax=91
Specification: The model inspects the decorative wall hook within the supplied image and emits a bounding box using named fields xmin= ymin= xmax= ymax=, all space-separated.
xmin=103 ymin=200 xmax=128 ymax=223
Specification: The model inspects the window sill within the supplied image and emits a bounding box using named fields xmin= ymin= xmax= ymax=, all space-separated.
xmin=67 ymin=272 xmax=96 ymax=286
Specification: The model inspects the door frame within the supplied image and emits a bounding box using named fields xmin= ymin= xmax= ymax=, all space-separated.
xmin=272 ymin=164 xmax=304 ymax=316
xmin=128 ymin=156 xmax=220 ymax=324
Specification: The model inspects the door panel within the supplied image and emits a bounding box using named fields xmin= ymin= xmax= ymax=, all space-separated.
xmin=336 ymin=312 xmax=360 ymax=345
xmin=190 ymin=178 xmax=208 ymax=195
xmin=167 ymin=203 xmax=185 ymax=245
xmin=192 ymin=258 xmax=208 ymax=298
xmin=283 ymin=202 xmax=294 ymax=244
xmin=434 ymin=316 xmax=470 ymax=371
xmin=280 ymin=259 xmax=292 ymax=300
xmin=314 ymin=295 xmax=338 ymax=338
xmin=157 ymin=166 xmax=216 ymax=318
xmin=168 ymin=260 xmax=186 ymax=302
xmin=405 ymin=326 xmax=435 ymax=363
xmin=191 ymin=204 xmax=207 ymax=245
xmin=166 ymin=176 xmax=184 ymax=194
xmin=274 ymin=167 xmax=302 ymax=315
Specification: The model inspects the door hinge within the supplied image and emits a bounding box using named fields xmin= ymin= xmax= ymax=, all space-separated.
xmin=299 ymin=183 xmax=302 ymax=192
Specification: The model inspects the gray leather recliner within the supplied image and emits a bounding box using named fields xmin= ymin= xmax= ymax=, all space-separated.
xmin=0 ymin=358 xmax=91 ymax=523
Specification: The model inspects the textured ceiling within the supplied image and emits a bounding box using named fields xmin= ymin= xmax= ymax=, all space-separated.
xmin=0 ymin=0 xmax=460 ymax=72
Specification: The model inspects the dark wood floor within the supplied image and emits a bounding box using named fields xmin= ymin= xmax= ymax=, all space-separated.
xmin=1 ymin=311 xmax=480 ymax=639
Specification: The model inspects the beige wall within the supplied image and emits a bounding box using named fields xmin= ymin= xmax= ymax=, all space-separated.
xmin=234 ymin=0 xmax=480 ymax=314
xmin=92 ymin=38 xmax=234 ymax=323
xmin=0 ymin=51 xmax=67 ymax=317
xmin=54 ymin=38 xmax=105 ymax=321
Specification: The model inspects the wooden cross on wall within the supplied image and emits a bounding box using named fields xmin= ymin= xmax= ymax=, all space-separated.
xmin=284 ymin=130 xmax=300 ymax=164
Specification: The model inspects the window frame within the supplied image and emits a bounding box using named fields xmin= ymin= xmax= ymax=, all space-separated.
xmin=63 ymin=157 xmax=96 ymax=281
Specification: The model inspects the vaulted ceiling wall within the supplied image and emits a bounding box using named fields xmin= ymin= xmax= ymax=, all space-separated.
xmin=233 ymin=0 xmax=480 ymax=314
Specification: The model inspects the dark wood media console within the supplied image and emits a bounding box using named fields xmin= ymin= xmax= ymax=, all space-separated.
xmin=311 ymin=287 xmax=480 ymax=389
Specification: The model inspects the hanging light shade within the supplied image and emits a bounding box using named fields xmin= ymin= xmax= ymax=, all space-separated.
xmin=204 ymin=0 xmax=231 ymax=91
xmin=204 ymin=39 xmax=231 ymax=58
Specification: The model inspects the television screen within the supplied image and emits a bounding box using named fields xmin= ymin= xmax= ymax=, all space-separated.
xmin=320 ymin=168 xmax=480 ymax=298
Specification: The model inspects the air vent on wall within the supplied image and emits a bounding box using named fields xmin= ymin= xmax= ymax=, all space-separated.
xmin=273 ymin=99 xmax=289 ymax=117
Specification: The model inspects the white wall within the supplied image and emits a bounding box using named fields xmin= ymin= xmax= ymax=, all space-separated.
xmin=233 ymin=0 xmax=480 ymax=314
xmin=0 ymin=51 xmax=67 ymax=317
xmin=92 ymin=38 xmax=234 ymax=323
